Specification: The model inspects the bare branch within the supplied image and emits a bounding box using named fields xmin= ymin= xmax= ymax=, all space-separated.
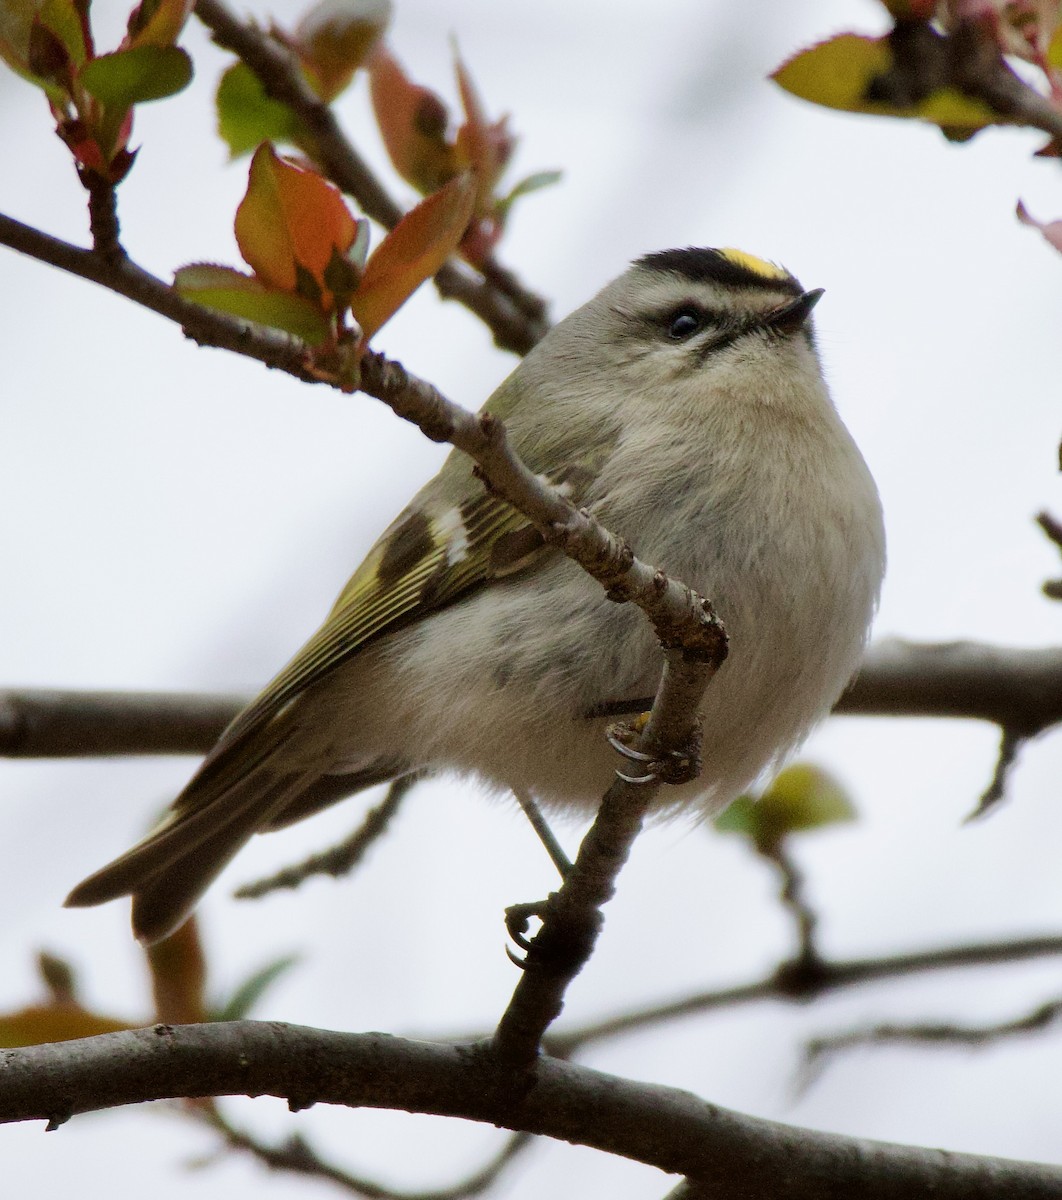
xmin=192 ymin=0 xmax=549 ymax=355
xmin=805 ymin=996 xmax=1062 ymax=1073
xmin=965 ymin=726 xmax=1025 ymax=821
xmin=207 ymin=1105 xmax=532 ymax=1200
xmin=5 ymin=640 xmax=1061 ymax=760
xmin=0 ymin=689 xmax=245 ymax=758
xmin=234 ymin=775 xmax=417 ymax=900
xmin=837 ymin=638 xmax=1062 ymax=735
xmin=492 ymin=639 xmax=725 ymax=1067
xmin=1037 ymin=511 xmax=1062 ymax=600
xmin=548 ymin=932 xmax=1062 ymax=1055
xmin=3 ymin=1023 xmax=1062 ymax=1198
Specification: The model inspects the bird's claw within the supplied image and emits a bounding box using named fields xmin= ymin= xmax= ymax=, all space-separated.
xmin=504 ymin=900 xmax=547 ymax=968
xmin=607 ymin=719 xmax=702 ymax=786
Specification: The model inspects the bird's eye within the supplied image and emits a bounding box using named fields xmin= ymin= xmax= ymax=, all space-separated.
xmin=667 ymin=309 xmax=702 ymax=340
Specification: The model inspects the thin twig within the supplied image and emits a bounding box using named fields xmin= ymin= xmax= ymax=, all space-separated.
xmin=766 ymin=843 xmax=821 ymax=969
xmin=206 ymin=1106 xmax=532 ymax=1200
xmin=234 ymin=775 xmax=417 ymax=899
xmin=84 ymin=178 xmax=123 ymax=262
xmin=546 ymin=932 xmax=1062 ymax=1056
xmin=1036 ymin=511 xmax=1062 ymax=600
xmin=192 ymin=0 xmax=549 ymax=354
xmin=804 ymin=996 xmax=1062 ymax=1076
xmin=965 ymin=726 xmax=1024 ymax=821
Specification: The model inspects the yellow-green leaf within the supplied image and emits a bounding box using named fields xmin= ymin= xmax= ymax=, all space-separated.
xmin=216 ymin=62 xmax=305 ymax=158
xmin=38 ymin=0 xmax=88 ymax=67
xmin=125 ymin=0 xmax=194 ymax=49
xmin=0 ymin=1004 xmax=135 ymax=1048
xmin=351 ymin=171 xmax=474 ymax=339
xmin=772 ymin=33 xmax=997 ymax=132
xmin=80 ymin=43 xmax=192 ymax=107
xmin=715 ymin=763 xmax=856 ymax=853
xmin=175 ymin=262 xmax=329 ymax=342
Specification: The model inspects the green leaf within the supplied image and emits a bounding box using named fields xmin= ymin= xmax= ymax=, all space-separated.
xmin=496 ymin=169 xmax=562 ymax=220
xmin=39 ymin=0 xmax=88 ymax=67
xmin=715 ymin=763 xmax=856 ymax=852
xmin=213 ymin=954 xmax=299 ymax=1022
xmin=216 ymin=61 xmax=305 ymax=159
xmin=175 ymin=263 xmax=330 ymax=343
xmin=772 ymin=33 xmax=997 ymax=133
xmin=713 ymin=793 xmax=759 ymax=837
xmin=80 ymin=43 xmax=192 ymax=106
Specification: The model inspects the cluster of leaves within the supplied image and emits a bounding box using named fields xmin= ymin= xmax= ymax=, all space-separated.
xmin=367 ymin=46 xmax=560 ymax=265
xmin=0 ymin=0 xmax=557 ymax=350
xmin=773 ymin=0 xmax=1062 ymax=253
xmin=216 ymin=0 xmax=558 ymax=269
xmin=0 ymin=0 xmax=194 ymax=183
xmin=175 ymin=142 xmax=475 ymax=348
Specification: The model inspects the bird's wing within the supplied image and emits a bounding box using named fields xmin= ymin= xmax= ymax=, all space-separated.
xmin=213 ymin=482 xmax=548 ymax=759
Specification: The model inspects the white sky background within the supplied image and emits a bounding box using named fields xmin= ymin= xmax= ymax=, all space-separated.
xmin=2 ymin=0 xmax=1062 ymax=1194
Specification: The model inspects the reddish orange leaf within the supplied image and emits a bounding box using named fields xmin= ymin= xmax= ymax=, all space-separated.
xmin=454 ymin=51 xmax=513 ymax=213
xmin=352 ymin=171 xmax=474 ymax=339
xmin=235 ymin=143 xmax=357 ymax=303
xmin=369 ymin=45 xmax=459 ymax=193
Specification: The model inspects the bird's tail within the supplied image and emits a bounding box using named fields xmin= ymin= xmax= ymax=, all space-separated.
xmin=65 ymin=727 xmax=312 ymax=944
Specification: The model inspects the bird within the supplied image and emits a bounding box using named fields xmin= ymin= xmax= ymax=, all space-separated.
xmin=66 ymin=246 xmax=885 ymax=944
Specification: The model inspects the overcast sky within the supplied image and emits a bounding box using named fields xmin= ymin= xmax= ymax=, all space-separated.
xmin=2 ymin=0 xmax=1062 ymax=1195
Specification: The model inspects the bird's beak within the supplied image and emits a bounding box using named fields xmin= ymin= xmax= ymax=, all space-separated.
xmin=764 ymin=288 xmax=824 ymax=336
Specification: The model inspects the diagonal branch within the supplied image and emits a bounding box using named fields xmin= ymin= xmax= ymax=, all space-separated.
xmin=0 ymin=210 xmax=725 ymax=671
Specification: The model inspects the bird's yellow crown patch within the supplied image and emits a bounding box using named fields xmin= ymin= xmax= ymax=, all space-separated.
xmin=718 ymin=248 xmax=788 ymax=283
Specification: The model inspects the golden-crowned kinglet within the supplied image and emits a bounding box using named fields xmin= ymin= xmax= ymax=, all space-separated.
xmin=67 ymin=247 xmax=885 ymax=943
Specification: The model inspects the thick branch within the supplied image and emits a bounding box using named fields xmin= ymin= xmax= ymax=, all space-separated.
xmin=5 ymin=640 xmax=1061 ymax=758
xmin=2 ymin=1023 xmax=1061 ymax=1198
xmin=193 ymin=0 xmax=549 ymax=354
xmin=837 ymin=639 xmax=1062 ymax=735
